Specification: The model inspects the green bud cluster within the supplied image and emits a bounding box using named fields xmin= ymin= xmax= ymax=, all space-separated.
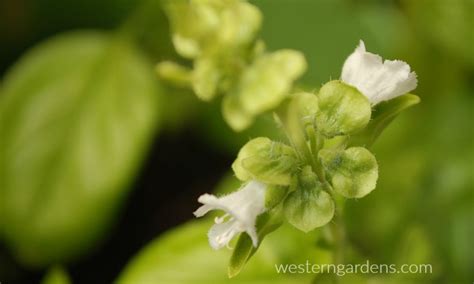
xmin=233 ymin=81 xmax=379 ymax=233
xmin=157 ymin=0 xmax=306 ymax=131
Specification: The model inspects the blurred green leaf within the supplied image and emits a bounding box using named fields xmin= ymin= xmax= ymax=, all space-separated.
xmin=41 ymin=266 xmax=71 ymax=284
xmin=0 ymin=31 xmax=160 ymax=267
xmin=403 ymin=0 xmax=474 ymax=66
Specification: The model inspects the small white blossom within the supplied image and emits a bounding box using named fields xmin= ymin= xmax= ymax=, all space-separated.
xmin=341 ymin=40 xmax=417 ymax=105
xmin=193 ymin=180 xmax=267 ymax=250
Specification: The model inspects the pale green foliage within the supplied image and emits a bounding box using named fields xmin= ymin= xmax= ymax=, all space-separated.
xmin=238 ymin=50 xmax=307 ymax=115
xmin=224 ymin=49 xmax=306 ymax=130
xmin=158 ymin=0 xmax=306 ymax=131
xmin=165 ymin=0 xmax=262 ymax=59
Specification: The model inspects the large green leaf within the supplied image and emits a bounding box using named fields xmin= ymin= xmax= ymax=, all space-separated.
xmin=0 ymin=32 xmax=160 ymax=266
xmin=117 ymin=219 xmax=322 ymax=284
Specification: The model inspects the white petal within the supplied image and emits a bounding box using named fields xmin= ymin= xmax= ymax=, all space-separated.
xmin=193 ymin=180 xmax=267 ymax=249
xmin=341 ymin=40 xmax=417 ymax=105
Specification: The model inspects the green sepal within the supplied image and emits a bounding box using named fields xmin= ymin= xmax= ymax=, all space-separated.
xmin=316 ymin=80 xmax=371 ymax=138
xmin=265 ymin=184 xmax=289 ymax=209
xmin=232 ymin=137 xmax=298 ymax=185
xmin=283 ymin=167 xmax=335 ymax=232
xmin=228 ymin=208 xmax=283 ymax=278
xmin=350 ymin=94 xmax=421 ymax=147
xmin=319 ymin=147 xmax=378 ymax=198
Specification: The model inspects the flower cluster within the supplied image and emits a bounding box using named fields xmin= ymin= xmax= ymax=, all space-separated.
xmin=194 ymin=41 xmax=418 ymax=262
xmin=157 ymin=0 xmax=306 ymax=131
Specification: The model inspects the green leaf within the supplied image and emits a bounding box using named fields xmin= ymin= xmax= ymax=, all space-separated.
xmin=232 ymin=137 xmax=298 ymax=185
xmin=238 ymin=50 xmax=307 ymax=115
xmin=283 ymin=168 xmax=335 ymax=232
xmin=228 ymin=209 xmax=283 ymax=278
xmin=117 ymin=218 xmax=315 ymax=284
xmin=0 ymin=32 xmax=160 ymax=267
xmin=350 ymin=94 xmax=420 ymax=147
xmin=316 ymin=80 xmax=371 ymax=138
xmin=41 ymin=266 xmax=71 ymax=284
xmin=319 ymin=147 xmax=378 ymax=198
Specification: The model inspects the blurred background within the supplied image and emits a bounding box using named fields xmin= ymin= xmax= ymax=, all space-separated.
xmin=0 ymin=0 xmax=472 ymax=283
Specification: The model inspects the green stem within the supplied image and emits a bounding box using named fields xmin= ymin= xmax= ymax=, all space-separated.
xmin=306 ymin=125 xmax=346 ymax=282
xmin=306 ymin=125 xmax=326 ymax=183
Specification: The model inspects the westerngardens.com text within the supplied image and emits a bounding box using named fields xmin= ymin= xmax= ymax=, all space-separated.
xmin=275 ymin=260 xmax=433 ymax=277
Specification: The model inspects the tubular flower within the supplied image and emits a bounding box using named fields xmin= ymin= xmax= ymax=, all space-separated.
xmin=194 ymin=180 xmax=266 ymax=250
xmin=341 ymin=40 xmax=417 ymax=105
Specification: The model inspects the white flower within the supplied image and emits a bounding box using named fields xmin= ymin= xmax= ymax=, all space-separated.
xmin=341 ymin=40 xmax=417 ymax=105
xmin=193 ymin=180 xmax=267 ymax=250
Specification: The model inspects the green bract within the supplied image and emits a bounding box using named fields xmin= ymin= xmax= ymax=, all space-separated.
xmin=283 ymin=168 xmax=335 ymax=232
xmin=232 ymin=137 xmax=298 ymax=185
xmin=316 ymin=80 xmax=371 ymax=137
xmin=319 ymin=147 xmax=378 ymax=198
